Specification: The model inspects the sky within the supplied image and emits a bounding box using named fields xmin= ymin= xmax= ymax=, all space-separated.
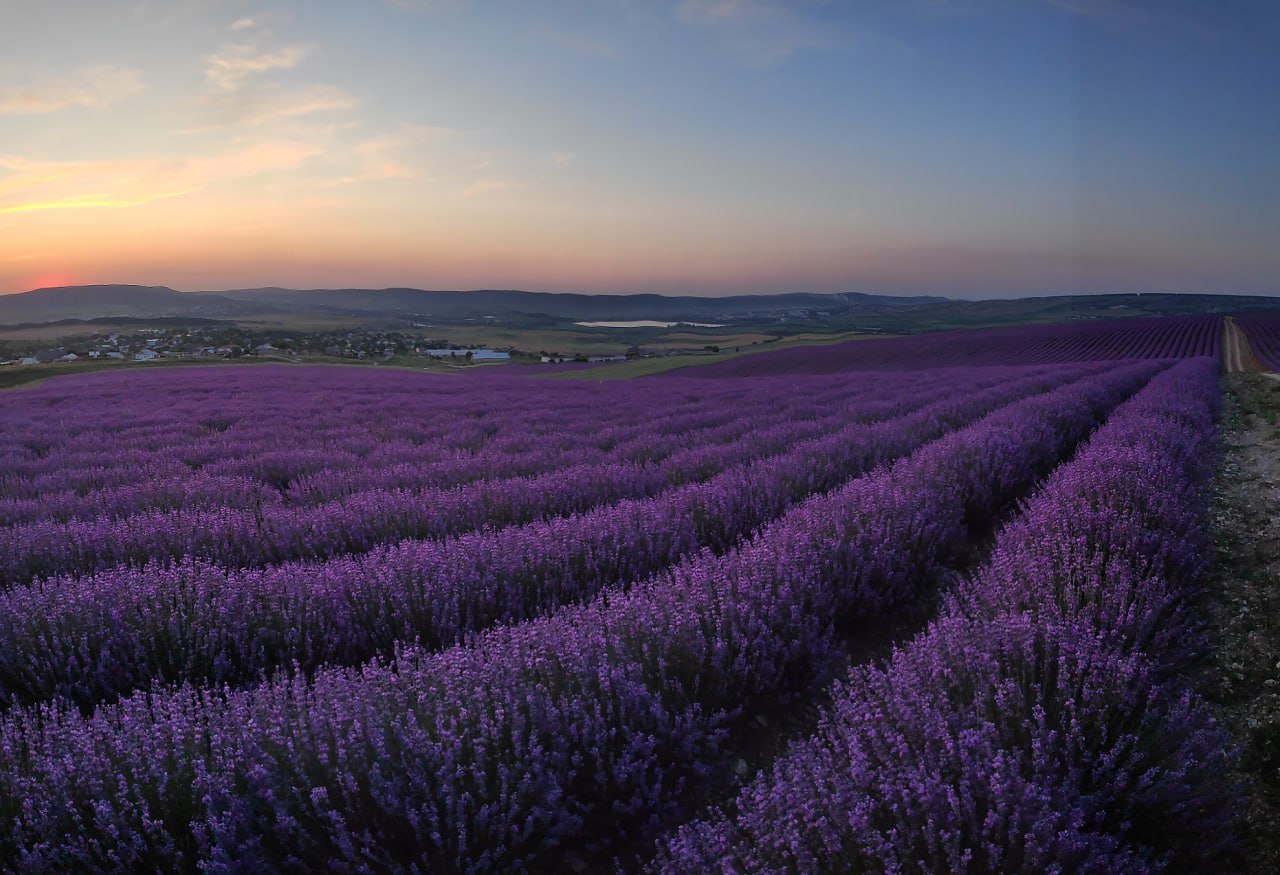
xmin=0 ymin=0 xmax=1276 ymax=299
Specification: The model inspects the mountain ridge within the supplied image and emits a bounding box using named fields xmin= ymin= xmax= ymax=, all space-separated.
xmin=0 ymin=284 xmax=944 ymax=325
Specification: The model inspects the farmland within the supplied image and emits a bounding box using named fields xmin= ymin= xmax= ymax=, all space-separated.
xmin=0 ymin=313 xmax=1269 ymax=872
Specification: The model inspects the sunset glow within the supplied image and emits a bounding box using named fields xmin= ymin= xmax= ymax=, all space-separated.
xmin=1 ymin=1 xmax=1276 ymax=297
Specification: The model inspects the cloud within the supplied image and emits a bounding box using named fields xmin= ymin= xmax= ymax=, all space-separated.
xmin=0 ymin=66 xmax=145 ymax=115
xmin=347 ymin=125 xmax=458 ymax=181
xmin=257 ymin=85 xmax=358 ymax=120
xmin=552 ymin=151 xmax=576 ymax=165
xmin=205 ymin=44 xmax=306 ymax=91
xmin=189 ymin=83 xmax=360 ymax=131
xmin=676 ymin=0 xmax=833 ymax=66
xmin=327 ymin=124 xmax=521 ymax=197
xmin=0 ymin=142 xmax=319 ymax=214
xmin=231 ymin=17 xmax=256 ymax=31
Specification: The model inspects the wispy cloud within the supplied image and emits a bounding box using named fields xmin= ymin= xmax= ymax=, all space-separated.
xmin=676 ymin=0 xmax=833 ymax=67
xmin=231 ymin=17 xmax=257 ymax=31
xmin=0 ymin=66 xmax=145 ymax=115
xmin=189 ymin=83 xmax=360 ymax=131
xmin=190 ymin=32 xmax=355 ymax=132
xmin=344 ymin=124 xmax=458 ymax=182
xmin=205 ymin=44 xmax=307 ymax=91
xmin=0 ymin=143 xmax=319 ymax=215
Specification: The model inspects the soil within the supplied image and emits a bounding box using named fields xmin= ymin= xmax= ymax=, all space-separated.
xmin=1207 ymin=373 xmax=1280 ymax=872
xmin=1223 ymin=316 xmax=1266 ymax=374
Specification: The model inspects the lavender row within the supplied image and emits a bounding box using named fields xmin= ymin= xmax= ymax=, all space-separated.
xmin=656 ymin=359 xmax=1237 ymax=873
xmin=682 ymin=315 xmax=1221 ymax=377
xmin=216 ymin=373 xmax=918 ymax=506
xmin=0 ymin=365 xmax=804 ymax=496
xmin=0 ymin=369 xmax=1017 ymax=585
xmin=0 ymin=375 xmax=836 ymax=516
xmin=0 ymin=398 xmax=761 ymax=520
xmin=0 ymin=380 xmax=870 ymax=525
xmin=0 ymin=362 xmax=1160 ymax=872
xmin=0 ymin=365 xmax=1077 ymax=710
xmin=273 ymin=376 xmax=932 ymax=506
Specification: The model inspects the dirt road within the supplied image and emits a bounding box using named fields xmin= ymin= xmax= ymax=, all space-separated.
xmin=1223 ymin=316 xmax=1266 ymax=374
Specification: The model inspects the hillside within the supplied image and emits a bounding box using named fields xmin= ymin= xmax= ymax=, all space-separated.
xmin=0 ymin=285 xmax=262 ymax=323
xmin=0 ymin=285 xmax=941 ymax=326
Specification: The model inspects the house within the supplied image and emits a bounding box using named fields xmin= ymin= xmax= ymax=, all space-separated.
xmin=253 ymin=344 xmax=278 ymax=355
xmin=19 ymin=357 xmax=38 ymax=366
xmin=35 ymin=348 xmax=65 ymax=364
xmin=58 ymin=353 xmax=78 ymax=362
xmin=135 ymin=349 xmax=159 ymax=361
xmin=107 ymin=351 xmax=124 ymax=359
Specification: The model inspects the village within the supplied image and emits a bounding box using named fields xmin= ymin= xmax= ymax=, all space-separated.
xmin=0 ymin=325 xmax=646 ymax=370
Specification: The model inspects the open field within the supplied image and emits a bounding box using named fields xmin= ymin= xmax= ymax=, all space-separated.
xmin=0 ymin=314 xmax=1274 ymax=871
xmin=550 ymin=331 xmax=876 ymax=379
xmin=0 ymin=357 xmax=253 ymax=392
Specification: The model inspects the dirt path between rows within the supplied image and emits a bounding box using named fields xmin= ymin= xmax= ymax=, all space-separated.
xmin=1207 ymin=374 xmax=1280 ymax=871
xmin=1223 ymin=316 xmax=1266 ymax=374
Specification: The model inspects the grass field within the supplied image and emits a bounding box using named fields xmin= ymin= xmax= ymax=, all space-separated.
xmin=549 ymin=331 xmax=878 ymax=379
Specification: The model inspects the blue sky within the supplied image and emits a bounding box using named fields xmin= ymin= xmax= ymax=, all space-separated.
xmin=0 ymin=0 xmax=1276 ymax=297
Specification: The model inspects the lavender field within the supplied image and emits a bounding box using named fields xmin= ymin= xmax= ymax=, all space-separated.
xmin=0 ymin=317 xmax=1242 ymax=872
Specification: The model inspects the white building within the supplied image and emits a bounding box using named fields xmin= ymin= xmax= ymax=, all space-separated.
xmin=427 ymin=348 xmax=510 ymax=361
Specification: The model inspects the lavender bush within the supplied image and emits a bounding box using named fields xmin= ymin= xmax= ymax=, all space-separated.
xmin=0 ymin=364 xmax=1093 ymax=710
xmin=0 ymin=361 xmax=1156 ymax=872
xmin=656 ymin=359 xmax=1239 ymax=873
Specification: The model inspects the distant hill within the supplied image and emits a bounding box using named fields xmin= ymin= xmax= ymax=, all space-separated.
xmin=0 ymin=285 xmax=266 ymax=323
xmin=2 ymin=284 xmax=1276 ymax=330
xmin=0 ymin=285 xmax=942 ymax=326
xmin=212 ymin=287 xmax=944 ymax=321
